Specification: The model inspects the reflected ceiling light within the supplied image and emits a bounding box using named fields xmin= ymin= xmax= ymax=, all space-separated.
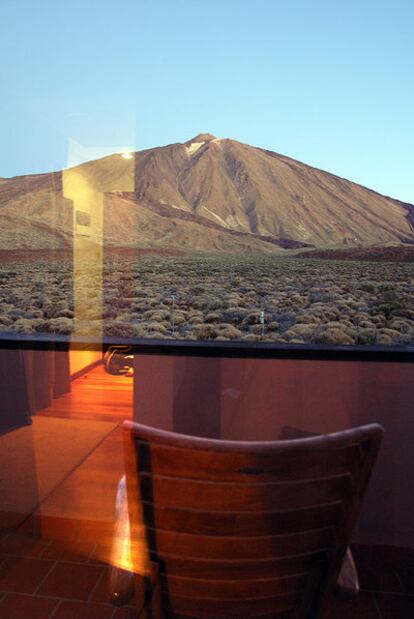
xmin=121 ymin=152 xmax=134 ymax=159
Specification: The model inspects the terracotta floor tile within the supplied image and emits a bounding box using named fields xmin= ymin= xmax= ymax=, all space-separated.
xmin=0 ymin=532 xmax=50 ymax=558
xmin=78 ymin=520 xmax=115 ymax=546
xmin=0 ymin=592 xmax=58 ymax=619
xmin=89 ymin=569 xmax=113 ymax=604
xmin=88 ymin=544 xmax=113 ymax=566
xmin=36 ymin=561 xmax=104 ymax=600
xmin=398 ymin=566 xmax=414 ymax=594
xmin=353 ymin=545 xmax=413 ymax=568
xmin=0 ymin=556 xmax=54 ymax=594
xmin=395 ymin=551 xmax=414 ymax=594
xmin=325 ymin=591 xmax=380 ymax=618
xmin=352 ymin=545 xmax=404 ymax=593
xmin=90 ymin=567 xmax=135 ymax=606
xmin=112 ymin=607 xmax=138 ymax=619
xmin=15 ymin=515 xmax=42 ymax=538
xmin=40 ymin=539 xmax=95 ymax=563
xmin=51 ymin=600 xmax=115 ymax=619
xmin=359 ymin=566 xmax=403 ymax=593
xmin=376 ymin=592 xmax=414 ymax=618
xmin=38 ymin=516 xmax=80 ymax=542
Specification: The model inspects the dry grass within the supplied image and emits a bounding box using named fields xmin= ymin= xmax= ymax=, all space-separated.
xmin=0 ymin=253 xmax=414 ymax=346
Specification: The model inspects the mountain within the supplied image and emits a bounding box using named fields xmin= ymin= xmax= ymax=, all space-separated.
xmin=0 ymin=134 xmax=413 ymax=253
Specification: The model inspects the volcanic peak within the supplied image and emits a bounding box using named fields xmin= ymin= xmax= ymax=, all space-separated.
xmin=185 ymin=133 xmax=216 ymax=144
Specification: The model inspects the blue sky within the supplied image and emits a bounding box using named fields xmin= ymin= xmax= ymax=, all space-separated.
xmin=1 ymin=0 xmax=413 ymax=203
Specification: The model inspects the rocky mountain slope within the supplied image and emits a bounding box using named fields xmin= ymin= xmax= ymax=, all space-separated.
xmin=0 ymin=133 xmax=413 ymax=252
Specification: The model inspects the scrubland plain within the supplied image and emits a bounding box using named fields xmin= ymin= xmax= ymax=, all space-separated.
xmin=1 ymin=254 xmax=414 ymax=346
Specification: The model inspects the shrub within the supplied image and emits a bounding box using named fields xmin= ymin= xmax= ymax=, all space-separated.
xmin=142 ymin=322 xmax=169 ymax=335
xmin=241 ymin=334 xmax=262 ymax=342
xmin=143 ymin=309 xmax=170 ymax=321
xmin=172 ymin=313 xmax=187 ymax=325
xmin=313 ymin=327 xmax=355 ymax=345
xmin=265 ymin=333 xmax=285 ymax=342
xmin=220 ymin=308 xmax=248 ymax=323
xmin=275 ymin=312 xmax=296 ymax=332
xmin=204 ymin=312 xmax=220 ymax=323
xmin=284 ymin=324 xmax=317 ymax=339
xmin=267 ymin=321 xmax=280 ymax=332
xmin=376 ymin=333 xmax=393 ymax=344
xmin=188 ymin=315 xmax=203 ymax=325
xmin=357 ymin=328 xmax=377 ymax=345
xmin=13 ymin=319 xmax=36 ymax=333
xmin=46 ymin=318 xmax=74 ymax=334
xmin=215 ymin=323 xmax=242 ymax=340
xmin=105 ymin=321 xmax=135 ymax=337
xmin=192 ymin=324 xmax=218 ymax=340
xmin=242 ymin=311 xmax=262 ymax=326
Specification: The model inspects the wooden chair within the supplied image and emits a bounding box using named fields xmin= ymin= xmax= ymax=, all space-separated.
xmin=122 ymin=421 xmax=383 ymax=619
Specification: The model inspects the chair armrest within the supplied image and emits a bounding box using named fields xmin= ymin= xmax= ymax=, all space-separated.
xmin=336 ymin=547 xmax=360 ymax=598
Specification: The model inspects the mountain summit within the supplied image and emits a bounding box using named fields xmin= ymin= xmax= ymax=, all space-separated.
xmin=0 ymin=135 xmax=413 ymax=253
xmin=185 ymin=133 xmax=217 ymax=144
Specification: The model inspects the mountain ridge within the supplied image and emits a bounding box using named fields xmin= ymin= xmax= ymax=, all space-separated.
xmin=0 ymin=134 xmax=413 ymax=253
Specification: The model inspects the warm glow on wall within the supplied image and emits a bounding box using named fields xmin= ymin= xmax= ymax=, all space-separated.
xmin=62 ymin=142 xmax=135 ymax=340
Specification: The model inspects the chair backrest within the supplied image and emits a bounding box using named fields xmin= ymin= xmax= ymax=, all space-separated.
xmin=124 ymin=421 xmax=383 ymax=619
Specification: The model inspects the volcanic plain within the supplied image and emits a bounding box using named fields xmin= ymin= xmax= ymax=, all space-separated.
xmin=1 ymin=253 xmax=413 ymax=347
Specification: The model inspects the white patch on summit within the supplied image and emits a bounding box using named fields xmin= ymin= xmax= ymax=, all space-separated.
xmin=185 ymin=141 xmax=205 ymax=157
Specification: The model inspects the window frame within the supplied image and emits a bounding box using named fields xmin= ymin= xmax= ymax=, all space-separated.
xmin=1 ymin=332 xmax=414 ymax=363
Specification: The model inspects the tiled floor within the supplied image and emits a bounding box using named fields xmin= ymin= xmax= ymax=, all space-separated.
xmin=1 ymin=521 xmax=413 ymax=618
xmin=350 ymin=545 xmax=414 ymax=618
xmin=0 ymin=522 xmax=137 ymax=618
xmin=1 ymin=365 xmax=413 ymax=617
xmin=1 ymin=536 xmax=414 ymax=618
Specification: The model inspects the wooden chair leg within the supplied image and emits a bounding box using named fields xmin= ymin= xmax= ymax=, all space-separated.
xmin=150 ymin=562 xmax=164 ymax=619
xmin=136 ymin=562 xmax=164 ymax=619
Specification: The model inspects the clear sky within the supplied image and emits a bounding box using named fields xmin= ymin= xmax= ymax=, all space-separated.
xmin=1 ymin=0 xmax=413 ymax=203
